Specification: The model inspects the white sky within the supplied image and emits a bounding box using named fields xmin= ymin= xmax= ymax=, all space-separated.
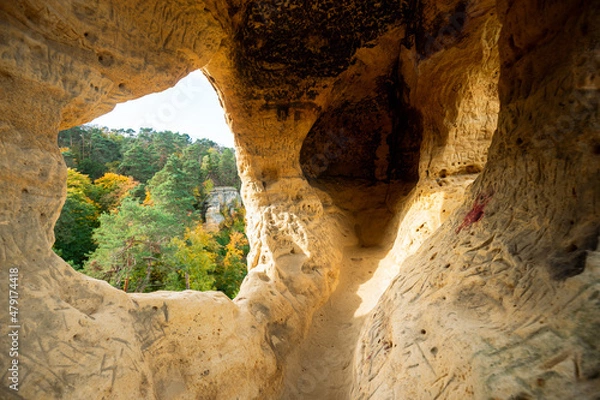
xmin=88 ymin=70 xmax=234 ymax=147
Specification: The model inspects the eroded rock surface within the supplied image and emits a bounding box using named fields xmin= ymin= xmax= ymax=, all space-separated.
xmin=204 ymin=186 xmax=242 ymax=230
xmin=0 ymin=0 xmax=598 ymax=399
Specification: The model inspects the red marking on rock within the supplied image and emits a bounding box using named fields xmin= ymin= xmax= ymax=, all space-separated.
xmin=456 ymin=190 xmax=494 ymax=233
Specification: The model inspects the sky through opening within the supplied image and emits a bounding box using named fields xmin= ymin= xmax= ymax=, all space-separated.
xmin=89 ymin=70 xmax=234 ymax=147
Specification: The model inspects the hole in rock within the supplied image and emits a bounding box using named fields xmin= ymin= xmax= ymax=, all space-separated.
xmin=54 ymin=71 xmax=250 ymax=299
xmin=300 ymin=64 xmax=423 ymax=248
xmin=289 ymin=35 xmax=499 ymax=393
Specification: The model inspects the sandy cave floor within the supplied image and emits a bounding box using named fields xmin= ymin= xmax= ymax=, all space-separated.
xmin=282 ymin=244 xmax=395 ymax=399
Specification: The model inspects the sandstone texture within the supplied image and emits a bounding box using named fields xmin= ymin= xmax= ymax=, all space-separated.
xmin=0 ymin=0 xmax=598 ymax=399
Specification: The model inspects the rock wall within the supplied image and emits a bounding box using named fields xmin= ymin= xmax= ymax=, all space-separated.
xmin=0 ymin=0 xmax=598 ymax=399
xmin=353 ymin=1 xmax=600 ymax=398
xmin=203 ymin=186 xmax=242 ymax=230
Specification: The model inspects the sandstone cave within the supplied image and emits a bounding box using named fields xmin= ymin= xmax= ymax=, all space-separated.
xmin=0 ymin=0 xmax=598 ymax=399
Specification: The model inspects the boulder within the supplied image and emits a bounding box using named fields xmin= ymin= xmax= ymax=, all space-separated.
xmin=204 ymin=186 xmax=242 ymax=230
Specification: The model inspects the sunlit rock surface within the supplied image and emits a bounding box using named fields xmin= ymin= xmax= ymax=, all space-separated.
xmin=0 ymin=0 xmax=598 ymax=399
xmin=204 ymin=186 xmax=242 ymax=230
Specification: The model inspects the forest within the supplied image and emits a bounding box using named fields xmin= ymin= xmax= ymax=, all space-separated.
xmin=54 ymin=125 xmax=248 ymax=298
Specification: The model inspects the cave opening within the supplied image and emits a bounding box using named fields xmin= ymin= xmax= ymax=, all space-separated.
xmin=300 ymin=63 xmax=422 ymax=184
xmin=54 ymin=70 xmax=248 ymax=297
xmin=3 ymin=0 xmax=597 ymax=397
xmin=88 ymin=70 xmax=233 ymax=148
xmin=299 ymin=61 xmax=423 ymax=248
xmin=286 ymin=14 xmax=502 ymax=394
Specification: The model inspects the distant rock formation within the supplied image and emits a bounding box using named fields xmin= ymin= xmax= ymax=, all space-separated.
xmin=203 ymin=186 xmax=242 ymax=230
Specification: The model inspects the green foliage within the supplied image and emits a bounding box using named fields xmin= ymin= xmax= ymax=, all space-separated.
xmin=117 ymin=129 xmax=195 ymax=183
xmin=57 ymin=126 xmax=248 ymax=298
xmin=58 ymin=126 xmax=122 ymax=179
xmin=83 ymin=198 xmax=183 ymax=292
xmin=118 ymin=141 xmax=159 ymax=183
xmin=214 ymin=230 xmax=248 ymax=298
xmin=201 ymin=147 xmax=241 ymax=188
xmin=211 ymin=206 xmax=248 ymax=298
xmin=146 ymin=155 xmax=198 ymax=221
xmin=165 ymin=225 xmax=218 ymax=291
xmin=84 ymin=198 xmax=249 ymax=297
xmin=163 ymin=208 xmax=249 ymax=297
xmin=217 ymin=148 xmax=240 ymax=188
xmin=53 ymin=169 xmax=100 ymax=268
xmin=53 ymin=169 xmax=139 ymax=268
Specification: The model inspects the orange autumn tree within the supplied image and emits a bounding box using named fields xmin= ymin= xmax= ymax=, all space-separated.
xmin=93 ymin=172 xmax=138 ymax=212
xmin=215 ymin=230 xmax=249 ymax=298
xmin=166 ymin=224 xmax=219 ymax=291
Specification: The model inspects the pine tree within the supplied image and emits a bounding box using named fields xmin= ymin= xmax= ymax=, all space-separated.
xmin=147 ymin=155 xmax=197 ymax=223
xmin=118 ymin=141 xmax=159 ymax=183
xmin=83 ymin=198 xmax=183 ymax=292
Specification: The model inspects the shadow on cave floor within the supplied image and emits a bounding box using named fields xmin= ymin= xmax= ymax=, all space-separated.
xmin=281 ymin=178 xmax=416 ymax=399
xmin=312 ymin=177 xmax=416 ymax=248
